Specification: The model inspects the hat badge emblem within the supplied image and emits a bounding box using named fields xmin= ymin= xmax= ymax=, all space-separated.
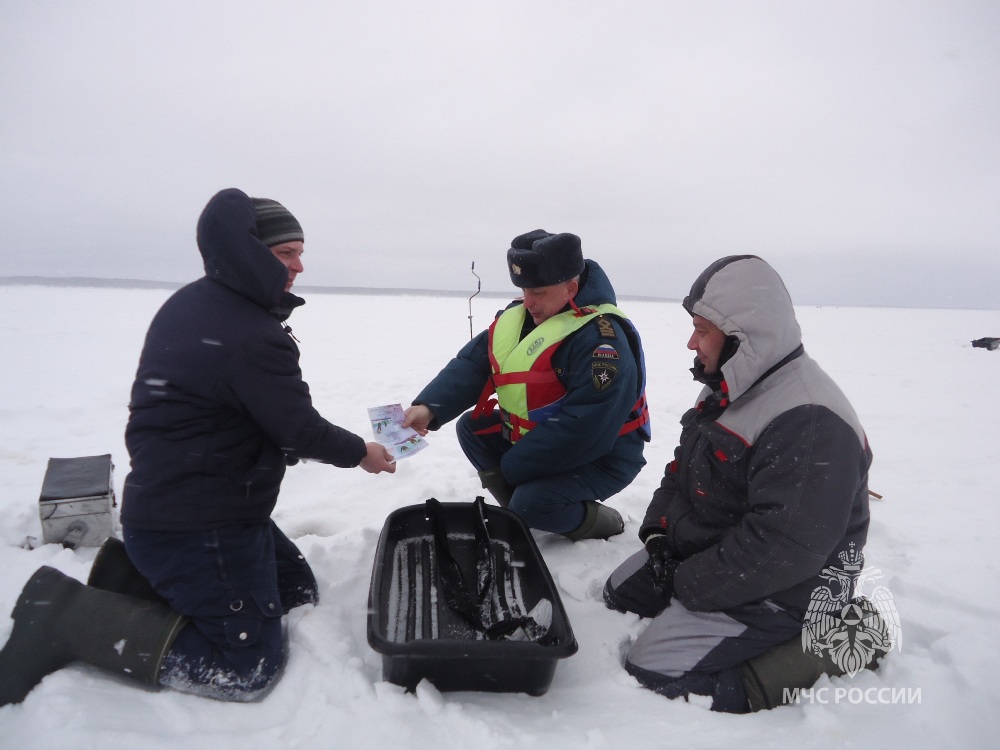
xmin=511 ymin=264 xmax=522 ymax=275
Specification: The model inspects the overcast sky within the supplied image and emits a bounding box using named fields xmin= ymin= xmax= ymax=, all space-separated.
xmin=2 ymin=1 xmax=998 ymax=309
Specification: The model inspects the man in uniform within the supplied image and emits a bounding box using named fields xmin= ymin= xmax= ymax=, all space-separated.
xmin=404 ymin=230 xmax=650 ymax=540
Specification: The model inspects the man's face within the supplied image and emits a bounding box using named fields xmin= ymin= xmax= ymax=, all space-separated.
xmin=520 ymin=279 xmax=579 ymax=324
xmin=688 ymin=315 xmax=729 ymax=374
xmin=270 ymin=241 xmax=304 ymax=291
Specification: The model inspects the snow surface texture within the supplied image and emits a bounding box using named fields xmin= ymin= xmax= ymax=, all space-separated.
xmin=1 ymin=285 xmax=998 ymax=749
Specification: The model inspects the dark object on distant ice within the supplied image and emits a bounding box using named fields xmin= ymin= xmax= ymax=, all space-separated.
xmin=971 ymin=337 xmax=1000 ymax=351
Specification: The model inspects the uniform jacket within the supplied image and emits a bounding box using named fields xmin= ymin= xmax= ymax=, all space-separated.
xmin=641 ymin=256 xmax=872 ymax=615
xmin=414 ymin=260 xmax=648 ymax=488
xmin=121 ymin=188 xmax=366 ymax=532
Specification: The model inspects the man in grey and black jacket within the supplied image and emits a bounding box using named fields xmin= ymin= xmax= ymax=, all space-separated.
xmin=604 ymin=255 xmax=880 ymax=712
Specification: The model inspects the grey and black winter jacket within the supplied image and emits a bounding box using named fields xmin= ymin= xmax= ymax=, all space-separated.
xmin=641 ymin=256 xmax=872 ymax=615
xmin=121 ymin=188 xmax=366 ymax=532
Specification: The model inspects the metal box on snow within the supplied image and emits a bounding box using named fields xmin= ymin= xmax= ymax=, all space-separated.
xmin=39 ymin=454 xmax=115 ymax=548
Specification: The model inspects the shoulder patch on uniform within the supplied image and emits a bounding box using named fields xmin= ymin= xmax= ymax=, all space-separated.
xmin=596 ymin=316 xmax=617 ymax=339
xmin=592 ymin=361 xmax=619 ymax=391
xmin=592 ymin=344 xmax=619 ymax=360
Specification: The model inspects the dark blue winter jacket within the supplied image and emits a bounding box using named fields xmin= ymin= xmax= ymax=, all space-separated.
xmin=414 ymin=260 xmax=648 ymax=489
xmin=121 ymin=188 xmax=366 ymax=532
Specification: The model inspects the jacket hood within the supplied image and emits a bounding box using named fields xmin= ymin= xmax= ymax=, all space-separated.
xmin=683 ymin=255 xmax=801 ymax=401
xmin=196 ymin=188 xmax=304 ymax=316
xmin=574 ymin=259 xmax=618 ymax=308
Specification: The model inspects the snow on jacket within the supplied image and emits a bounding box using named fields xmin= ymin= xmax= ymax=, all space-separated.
xmin=413 ymin=259 xmax=647 ymax=488
xmin=121 ymin=188 xmax=366 ymax=532
xmin=641 ymin=255 xmax=872 ymax=614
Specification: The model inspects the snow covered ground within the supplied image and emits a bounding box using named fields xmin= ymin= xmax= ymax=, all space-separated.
xmin=1 ymin=283 xmax=998 ymax=749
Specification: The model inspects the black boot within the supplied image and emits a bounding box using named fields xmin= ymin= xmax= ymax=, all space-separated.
xmin=0 ymin=566 xmax=186 ymax=706
xmin=563 ymin=501 xmax=624 ymax=541
xmin=478 ymin=467 xmax=514 ymax=508
xmin=88 ymin=536 xmax=167 ymax=604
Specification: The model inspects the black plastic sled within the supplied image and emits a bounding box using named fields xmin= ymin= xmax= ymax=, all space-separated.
xmin=367 ymin=497 xmax=578 ymax=696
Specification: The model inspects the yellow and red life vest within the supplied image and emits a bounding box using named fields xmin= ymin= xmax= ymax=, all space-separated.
xmin=473 ymin=302 xmax=649 ymax=443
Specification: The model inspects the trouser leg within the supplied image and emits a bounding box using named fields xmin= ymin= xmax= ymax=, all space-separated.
xmin=456 ymin=410 xmax=511 ymax=471
xmin=90 ymin=524 xmax=316 ymax=613
xmin=87 ymin=536 xmax=168 ymax=603
xmin=269 ymin=520 xmax=319 ymax=611
xmin=508 ymin=475 xmax=589 ymax=533
xmin=457 ymin=410 xmax=587 ymax=532
xmin=456 ymin=409 xmax=626 ymax=536
xmin=456 ymin=412 xmax=516 ymax=507
xmin=124 ymin=522 xmax=287 ymax=701
xmin=604 ymin=550 xmax=802 ymax=713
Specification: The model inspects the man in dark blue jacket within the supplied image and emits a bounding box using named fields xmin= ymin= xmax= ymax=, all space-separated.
xmin=0 ymin=189 xmax=395 ymax=707
xmin=404 ymin=230 xmax=650 ymax=540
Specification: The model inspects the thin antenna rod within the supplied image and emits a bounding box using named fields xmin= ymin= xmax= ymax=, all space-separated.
xmin=468 ymin=261 xmax=481 ymax=339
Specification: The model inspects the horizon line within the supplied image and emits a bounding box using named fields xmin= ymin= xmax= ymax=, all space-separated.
xmin=2 ymin=275 xmax=997 ymax=313
xmin=0 ymin=275 xmax=677 ymax=304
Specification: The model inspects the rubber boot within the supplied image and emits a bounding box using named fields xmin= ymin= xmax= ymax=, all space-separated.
xmin=740 ymin=602 xmax=890 ymax=712
xmin=0 ymin=566 xmax=186 ymax=706
xmin=478 ymin=467 xmax=514 ymax=509
xmin=739 ymin=636 xmax=847 ymax=711
xmin=88 ymin=536 xmax=167 ymax=604
xmin=562 ymin=501 xmax=624 ymax=541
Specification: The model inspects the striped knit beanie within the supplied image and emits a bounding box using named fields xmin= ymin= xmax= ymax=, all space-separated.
xmin=251 ymin=197 xmax=304 ymax=247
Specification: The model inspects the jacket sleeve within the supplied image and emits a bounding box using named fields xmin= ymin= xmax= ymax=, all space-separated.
xmin=673 ymin=405 xmax=867 ymax=612
xmin=500 ymin=318 xmax=639 ymax=485
xmin=412 ymin=329 xmax=492 ymax=429
xmin=639 ymin=392 xmax=712 ymax=543
xmin=639 ymin=450 xmax=681 ymax=543
xmin=221 ymin=327 xmax=367 ymax=468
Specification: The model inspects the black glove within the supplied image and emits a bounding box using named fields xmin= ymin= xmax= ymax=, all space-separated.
xmin=644 ymin=534 xmax=679 ymax=600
